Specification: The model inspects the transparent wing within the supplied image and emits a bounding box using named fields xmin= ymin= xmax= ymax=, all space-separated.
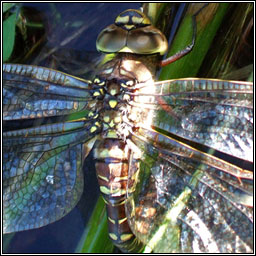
xmin=3 ymin=63 xmax=94 ymax=121
xmin=3 ymin=120 xmax=99 ymax=233
xmin=126 ymin=131 xmax=252 ymax=253
xmin=3 ymin=64 xmax=100 ymax=233
xmin=128 ymin=78 xmax=253 ymax=162
xmin=125 ymin=78 xmax=253 ymax=253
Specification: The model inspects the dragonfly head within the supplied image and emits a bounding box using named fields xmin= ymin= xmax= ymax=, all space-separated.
xmin=96 ymin=9 xmax=168 ymax=56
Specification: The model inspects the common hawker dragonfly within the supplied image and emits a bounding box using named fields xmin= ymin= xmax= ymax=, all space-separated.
xmin=3 ymin=4 xmax=253 ymax=253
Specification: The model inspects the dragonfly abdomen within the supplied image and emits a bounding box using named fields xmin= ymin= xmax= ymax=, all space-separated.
xmin=93 ymin=138 xmax=144 ymax=252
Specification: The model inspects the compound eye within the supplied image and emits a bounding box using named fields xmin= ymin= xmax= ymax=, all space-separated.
xmin=128 ymin=26 xmax=168 ymax=55
xmin=96 ymin=24 xmax=127 ymax=53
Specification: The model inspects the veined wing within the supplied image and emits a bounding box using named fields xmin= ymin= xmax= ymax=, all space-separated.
xmin=128 ymin=78 xmax=253 ymax=162
xmin=3 ymin=63 xmax=101 ymax=233
xmin=3 ymin=119 xmax=99 ymax=233
xmin=3 ymin=63 xmax=95 ymax=121
xmin=125 ymin=78 xmax=253 ymax=252
xmin=126 ymin=127 xmax=253 ymax=253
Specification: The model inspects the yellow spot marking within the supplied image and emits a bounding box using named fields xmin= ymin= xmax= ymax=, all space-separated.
xmin=104 ymin=116 xmax=110 ymax=123
xmin=116 ymin=15 xmax=129 ymax=24
xmin=118 ymin=217 xmax=127 ymax=224
xmin=100 ymin=185 xmax=126 ymax=196
xmin=124 ymin=24 xmax=135 ymax=30
xmin=108 ymin=217 xmax=115 ymax=224
xmin=114 ymin=116 xmax=121 ymax=123
xmin=119 ymin=46 xmax=134 ymax=53
xmin=99 ymin=88 xmax=104 ymax=94
xmin=121 ymin=82 xmax=128 ymax=88
xmin=110 ymin=88 xmax=117 ymax=95
xmin=119 ymin=200 xmax=126 ymax=205
xmin=90 ymin=126 xmax=97 ymax=133
xmin=97 ymin=149 xmax=110 ymax=158
xmin=100 ymin=186 xmax=111 ymax=195
xmin=109 ymin=120 xmax=115 ymax=128
xmin=109 ymin=233 xmax=118 ymax=241
xmin=114 ymin=176 xmax=128 ymax=182
xmin=94 ymin=78 xmax=105 ymax=86
xmin=100 ymin=186 xmax=121 ymax=195
xmin=132 ymin=16 xmax=143 ymax=24
xmin=97 ymin=174 xmax=109 ymax=182
xmin=106 ymin=130 xmax=118 ymax=138
xmin=120 ymin=233 xmax=133 ymax=241
xmin=109 ymin=100 xmax=117 ymax=108
xmin=88 ymin=111 xmax=94 ymax=117
xmin=93 ymin=91 xmax=101 ymax=97
xmin=94 ymin=78 xmax=100 ymax=83
xmin=95 ymin=121 xmax=100 ymax=127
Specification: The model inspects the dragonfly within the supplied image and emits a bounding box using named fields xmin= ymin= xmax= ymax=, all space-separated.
xmin=3 ymin=5 xmax=253 ymax=253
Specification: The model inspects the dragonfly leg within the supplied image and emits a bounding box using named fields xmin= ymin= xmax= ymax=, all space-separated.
xmin=159 ymin=13 xmax=196 ymax=67
xmin=159 ymin=3 xmax=208 ymax=67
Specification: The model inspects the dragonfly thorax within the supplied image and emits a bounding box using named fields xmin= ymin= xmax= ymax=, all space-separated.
xmin=89 ymin=56 xmax=156 ymax=141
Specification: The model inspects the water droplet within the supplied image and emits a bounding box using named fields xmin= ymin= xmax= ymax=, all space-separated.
xmin=46 ymin=175 xmax=54 ymax=184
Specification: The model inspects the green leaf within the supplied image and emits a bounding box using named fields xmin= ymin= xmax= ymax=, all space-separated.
xmin=3 ymin=13 xmax=16 ymax=62
xmin=159 ymin=3 xmax=229 ymax=80
xmin=3 ymin=3 xmax=16 ymax=13
xmin=75 ymin=196 xmax=114 ymax=253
